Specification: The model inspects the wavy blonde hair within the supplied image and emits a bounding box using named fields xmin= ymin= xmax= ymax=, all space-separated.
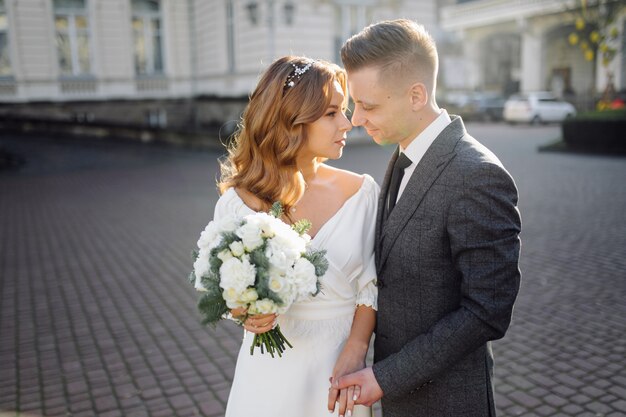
xmin=219 ymin=56 xmax=348 ymax=213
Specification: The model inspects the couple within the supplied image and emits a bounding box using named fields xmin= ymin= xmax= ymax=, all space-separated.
xmin=213 ymin=19 xmax=521 ymax=417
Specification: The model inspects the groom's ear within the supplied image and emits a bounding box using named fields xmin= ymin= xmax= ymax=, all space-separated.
xmin=408 ymin=82 xmax=428 ymax=111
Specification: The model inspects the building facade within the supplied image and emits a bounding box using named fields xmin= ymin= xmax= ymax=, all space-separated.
xmin=441 ymin=0 xmax=626 ymax=107
xmin=0 ymin=0 xmax=440 ymax=131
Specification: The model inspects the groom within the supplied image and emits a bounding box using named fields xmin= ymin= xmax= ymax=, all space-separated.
xmin=332 ymin=20 xmax=521 ymax=417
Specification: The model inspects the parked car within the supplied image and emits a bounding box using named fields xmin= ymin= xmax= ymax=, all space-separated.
xmin=460 ymin=93 xmax=507 ymax=121
xmin=503 ymin=92 xmax=576 ymax=124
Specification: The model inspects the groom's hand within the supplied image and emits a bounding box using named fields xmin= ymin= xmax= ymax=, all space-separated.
xmin=334 ymin=367 xmax=383 ymax=407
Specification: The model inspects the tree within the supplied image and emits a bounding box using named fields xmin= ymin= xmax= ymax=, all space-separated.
xmin=567 ymin=0 xmax=625 ymax=108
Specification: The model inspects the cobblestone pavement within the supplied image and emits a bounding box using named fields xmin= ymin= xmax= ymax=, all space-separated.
xmin=1 ymin=123 xmax=625 ymax=417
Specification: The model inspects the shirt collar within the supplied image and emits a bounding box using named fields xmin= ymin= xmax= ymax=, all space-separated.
xmin=400 ymin=109 xmax=452 ymax=166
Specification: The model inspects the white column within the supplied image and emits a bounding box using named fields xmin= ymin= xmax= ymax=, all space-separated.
xmin=520 ymin=30 xmax=543 ymax=92
xmin=463 ymin=34 xmax=483 ymax=90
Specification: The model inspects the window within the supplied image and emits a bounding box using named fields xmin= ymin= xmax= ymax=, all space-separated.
xmin=0 ymin=0 xmax=11 ymax=76
xmin=54 ymin=0 xmax=92 ymax=76
xmin=132 ymin=0 xmax=164 ymax=76
xmin=334 ymin=3 xmax=367 ymax=64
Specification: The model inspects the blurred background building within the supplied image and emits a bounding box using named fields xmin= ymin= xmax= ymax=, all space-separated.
xmin=0 ymin=0 xmax=441 ymax=136
xmin=440 ymin=0 xmax=626 ymax=111
xmin=0 ymin=0 xmax=624 ymax=140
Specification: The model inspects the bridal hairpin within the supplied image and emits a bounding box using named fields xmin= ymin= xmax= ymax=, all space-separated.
xmin=284 ymin=61 xmax=314 ymax=89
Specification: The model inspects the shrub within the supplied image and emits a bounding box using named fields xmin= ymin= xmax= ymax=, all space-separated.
xmin=562 ymin=109 xmax=626 ymax=152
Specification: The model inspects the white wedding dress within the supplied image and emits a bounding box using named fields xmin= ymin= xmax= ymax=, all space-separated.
xmin=213 ymin=174 xmax=379 ymax=417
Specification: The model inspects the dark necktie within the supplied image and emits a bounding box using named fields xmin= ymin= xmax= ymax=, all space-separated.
xmin=386 ymin=152 xmax=412 ymax=218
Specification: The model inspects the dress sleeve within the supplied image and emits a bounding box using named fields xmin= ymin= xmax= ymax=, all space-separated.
xmin=213 ymin=188 xmax=245 ymax=221
xmin=212 ymin=189 xmax=229 ymax=221
xmin=355 ymin=176 xmax=379 ymax=310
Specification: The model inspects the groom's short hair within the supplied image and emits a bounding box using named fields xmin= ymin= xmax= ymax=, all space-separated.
xmin=341 ymin=19 xmax=438 ymax=95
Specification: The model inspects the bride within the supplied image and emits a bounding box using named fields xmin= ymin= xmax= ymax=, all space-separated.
xmin=213 ymin=56 xmax=378 ymax=417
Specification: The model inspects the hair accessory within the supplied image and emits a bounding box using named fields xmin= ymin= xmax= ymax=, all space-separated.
xmin=284 ymin=61 xmax=314 ymax=89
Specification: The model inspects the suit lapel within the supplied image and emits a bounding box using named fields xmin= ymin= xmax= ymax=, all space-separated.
xmin=377 ymin=117 xmax=466 ymax=274
xmin=375 ymin=148 xmax=398 ymax=268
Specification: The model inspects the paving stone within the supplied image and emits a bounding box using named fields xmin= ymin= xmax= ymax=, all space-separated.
xmin=534 ymin=404 xmax=557 ymax=416
xmin=2 ymin=128 xmax=625 ymax=416
xmin=584 ymin=401 xmax=614 ymax=414
xmin=562 ymin=404 xmax=585 ymax=414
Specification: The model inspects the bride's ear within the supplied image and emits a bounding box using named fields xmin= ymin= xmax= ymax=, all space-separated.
xmin=408 ymin=82 xmax=428 ymax=111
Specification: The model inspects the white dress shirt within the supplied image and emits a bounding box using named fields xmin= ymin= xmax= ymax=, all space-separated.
xmin=396 ymin=109 xmax=452 ymax=202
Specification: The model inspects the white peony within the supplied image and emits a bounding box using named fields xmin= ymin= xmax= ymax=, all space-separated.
xmin=290 ymin=258 xmax=318 ymax=297
xmin=237 ymin=223 xmax=264 ymax=251
xmin=193 ymin=255 xmax=210 ymax=291
xmin=271 ymin=230 xmax=306 ymax=262
xmin=219 ymin=257 xmax=256 ymax=293
xmin=197 ymin=221 xmax=221 ymax=250
xmin=276 ymin=284 xmax=297 ymax=314
xmin=245 ymin=212 xmax=279 ymax=238
xmin=218 ymin=214 xmax=240 ymax=233
xmin=265 ymin=239 xmax=291 ymax=272
xmin=229 ymin=241 xmax=245 ymax=257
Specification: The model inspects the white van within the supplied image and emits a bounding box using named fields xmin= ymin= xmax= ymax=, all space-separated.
xmin=503 ymin=92 xmax=576 ymax=124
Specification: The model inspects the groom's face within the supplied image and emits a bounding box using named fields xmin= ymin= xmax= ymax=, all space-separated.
xmin=347 ymin=66 xmax=415 ymax=146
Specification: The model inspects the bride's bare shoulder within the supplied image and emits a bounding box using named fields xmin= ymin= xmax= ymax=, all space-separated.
xmin=320 ymin=165 xmax=365 ymax=195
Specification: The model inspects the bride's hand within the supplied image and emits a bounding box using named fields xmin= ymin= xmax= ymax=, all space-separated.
xmin=328 ymin=342 xmax=368 ymax=416
xmin=230 ymin=307 xmax=247 ymax=319
xmin=243 ymin=313 xmax=277 ymax=334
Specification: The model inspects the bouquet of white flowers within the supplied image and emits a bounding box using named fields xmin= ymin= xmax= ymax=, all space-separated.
xmin=189 ymin=203 xmax=328 ymax=357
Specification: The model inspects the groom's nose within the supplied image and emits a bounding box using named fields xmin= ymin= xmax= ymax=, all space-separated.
xmin=351 ymin=105 xmax=365 ymax=127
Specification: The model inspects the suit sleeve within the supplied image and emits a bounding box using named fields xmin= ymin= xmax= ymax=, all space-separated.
xmin=372 ymin=161 xmax=521 ymax=399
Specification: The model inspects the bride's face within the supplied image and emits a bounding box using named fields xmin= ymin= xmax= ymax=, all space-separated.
xmin=302 ymin=81 xmax=352 ymax=160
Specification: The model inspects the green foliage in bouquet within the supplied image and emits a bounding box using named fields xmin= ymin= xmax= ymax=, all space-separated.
xmin=302 ymin=250 xmax=328 ymax=296
xmin=197 ymin=276 xmax=229 ymax=327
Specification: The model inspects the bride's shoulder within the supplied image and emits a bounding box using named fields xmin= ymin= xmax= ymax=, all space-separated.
xmin=321 ymin=165 xmax=379 ymax=198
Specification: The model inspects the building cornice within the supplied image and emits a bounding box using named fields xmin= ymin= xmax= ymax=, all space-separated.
xmin=441 ymin=0 xmax=576 ymax=31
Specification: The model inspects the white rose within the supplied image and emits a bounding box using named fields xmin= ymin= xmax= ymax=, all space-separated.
xmin=268 ymin=275 xmax=286 ymax=294
xmin=237 ymin=223 xmax=264 ymax=251
xmin=247 ymin=302 xmax=259 ymax=315
xmin=223 ymin=287 xmax=246 ymax=309
xmin=217 ymin=249 xmax=233 ymax=262
xmin=240 ymin=288 xmax=259 ymax=303
xmin=254 ymin=298 xmax=278 ymax=314
xmin=229 ymin=241 xmax=245 ymax=257
xmin=219 ymin=257 xmax=256 ymax=293
xmin=290 ymin=258 xmax=318 ymax=297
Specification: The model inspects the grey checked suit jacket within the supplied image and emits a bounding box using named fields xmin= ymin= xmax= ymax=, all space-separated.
xmin=372 ymin=116 xmax=521 ymax=417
